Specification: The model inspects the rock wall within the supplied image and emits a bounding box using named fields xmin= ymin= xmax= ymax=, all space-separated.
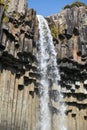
xmin=0 ymin=1 xmax=87 ymax=130
xmin=0 ymin=3 xmax=39 ymax=129
xmin=47 ymin=5 xmax=87 ymax=130
xmin=3 ymin=0 xmax=28 ymax=15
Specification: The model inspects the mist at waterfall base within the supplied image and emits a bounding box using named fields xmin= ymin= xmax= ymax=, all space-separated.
xmin=36 ymin=15 xmax=67 ymax=130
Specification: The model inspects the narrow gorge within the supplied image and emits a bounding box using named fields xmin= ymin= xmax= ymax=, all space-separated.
xmin=0 ymin=0 xmax=87 ymax=130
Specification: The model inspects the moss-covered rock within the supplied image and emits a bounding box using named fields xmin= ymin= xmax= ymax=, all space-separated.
xmin=64 ymin=1 xmax=87 ymax=9
xmin=50 ymin=25 xmax=58 ymax=38
xmin=0 ymin=0 xmax=4 ymax=5
xmin=3 ymin=16 xmax=9 ymax=23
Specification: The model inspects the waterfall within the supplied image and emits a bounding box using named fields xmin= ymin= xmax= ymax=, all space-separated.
xmin=37 ymin=15 xmax=66 ymax=130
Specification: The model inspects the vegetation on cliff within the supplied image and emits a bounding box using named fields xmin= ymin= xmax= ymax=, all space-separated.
xmin=0 ymin=0 xmax=4 ymax=5
xmin=64 ymin=1 xmax=87 ymax=9
xmin=50 ymin=25 xmax=58 ymax=38
xmin=2 ymin=16 xmax=9 ymax=22
xmin=0 ymin=0 xmax=12 ymax=23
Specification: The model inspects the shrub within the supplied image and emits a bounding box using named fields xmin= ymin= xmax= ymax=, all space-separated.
xmin=51 ymin=25 xmax=58 ymax=38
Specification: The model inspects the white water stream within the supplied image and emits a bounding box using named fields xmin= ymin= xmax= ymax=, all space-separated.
xmin=37 ymin=15 xmax=66 ymax=130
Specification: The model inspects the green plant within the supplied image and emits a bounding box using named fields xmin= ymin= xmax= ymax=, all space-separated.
xmin=3 ymin=16 xmax=9 ymax=23
xmin=13 ymin=13 xmax=17 ymax=17
xmin=4 ymin=5 xmax=8 ymax=11
xmin=0 ymin=0 xmax=4 ymax=5
xmin=51 ymin=25 xmax=58 ymax=38
xmin=64 ymin=1 xmax=87 ymax=9
xmin=8 ymin=0 xmax=11 ymax=2
xmin=0 ymin=0 xmax=11 ymax=12
xmin=71 ymin=1 xmax=86 ymax=7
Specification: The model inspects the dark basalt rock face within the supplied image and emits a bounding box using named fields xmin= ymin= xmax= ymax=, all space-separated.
xmin=47 ymin=5 xmax=87 ymax=129
xmin=0 ymin=5 xmax=38 ymax=74
xmin=0 ymin=1 xmax=87 ymax=130
xmin=0 ymin=1 xmax=39 ymax=130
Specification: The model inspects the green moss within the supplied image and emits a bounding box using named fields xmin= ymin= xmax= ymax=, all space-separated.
xmin=50 ymin=25 xmax=58 ymax=38
xmin=0 ymin=0 xmax=11 ymax=12
xmin=8 ymin=0 xmax=11 ymax=2
xmin=4 ymin=5 xmax=8 ymax=11
xmin=13 ymin=12 xmax=21 ymax=19
xmin=0 ymin=0 xmax=4 ymax=5
xmin=3 ymin=16 xmax=9 ymax=23
xmin=64 ymin=1 xmax=87 ymax=9
xmin=13 ymin=13 xmax=17 ymax=17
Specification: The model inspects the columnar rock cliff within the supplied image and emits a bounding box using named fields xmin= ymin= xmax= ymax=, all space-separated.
xmin=0 ymin=1 xmax=87 ymax=130
xmin=47 ymin=4 xmax=87 ymax=130
xmin=0 ymin=1 xmax=39 ymax=129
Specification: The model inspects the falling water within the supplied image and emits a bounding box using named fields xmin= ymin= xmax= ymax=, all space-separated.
xmin=37 ymin=15 xmax=66 ymax=130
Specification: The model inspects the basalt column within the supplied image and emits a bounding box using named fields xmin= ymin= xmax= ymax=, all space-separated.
xmin=0 ymin=1 xmax=87 ymax=130
xmin=47 ymin=4 xmax=87 ymax=130
xmin=0 ymin=2 xmax=39 ymax=129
